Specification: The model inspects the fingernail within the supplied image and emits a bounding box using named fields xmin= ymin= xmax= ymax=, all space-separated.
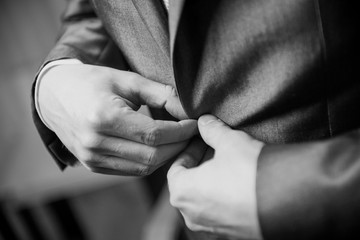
xmin=165 ymin=85 xmax=178 ymax=96
xmin=199 ymin=115 xmax=218 ymax=125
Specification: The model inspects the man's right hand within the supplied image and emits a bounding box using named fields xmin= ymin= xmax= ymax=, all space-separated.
xmin=38 ymin=64 xmax=198 ymax=176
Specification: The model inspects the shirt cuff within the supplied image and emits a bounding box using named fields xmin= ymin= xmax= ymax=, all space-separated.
xmin=35 ymin=59 xmax=83 ymax=130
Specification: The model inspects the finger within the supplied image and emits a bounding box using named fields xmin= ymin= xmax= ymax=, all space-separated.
xmin=90 ymin=135 xmax=189 ymax=166
xmin=82 ymin=155 xmax=151 ymax=176
xmin=198 ymin=114 xmax=233 ymax=149
xmin=199 ymin=147 xmax=215 ymax=164
xmin=167 ymin=138 xmax=207 ymax=179
xmin=138 ymin=81 xmax=188 ymax=120
xmin=100 ymin=110 xmax=198 ymax=146
xmin=110 ymin=70 xmax=189 ymax=119
xmin=180 ymin=211 xmax=212 ymax=233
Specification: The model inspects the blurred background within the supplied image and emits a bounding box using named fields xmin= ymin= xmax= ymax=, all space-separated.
xmin=0 ymin=0 xmax=177 ymax=239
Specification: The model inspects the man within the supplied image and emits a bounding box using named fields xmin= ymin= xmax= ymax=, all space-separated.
xmin=32 ymin=0 xmax=360 ymax=239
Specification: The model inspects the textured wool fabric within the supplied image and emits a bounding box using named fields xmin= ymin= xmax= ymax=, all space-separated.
xmin=174 ymin=0 xmax=328 ymax=142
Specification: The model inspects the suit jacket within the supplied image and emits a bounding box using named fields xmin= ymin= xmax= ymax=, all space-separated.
xmin=31 ymin=0 xmax=360 ymax=239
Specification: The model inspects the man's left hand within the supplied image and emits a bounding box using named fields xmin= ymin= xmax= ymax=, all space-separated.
xmin=167 ymin=114 xmax=264 ymax=239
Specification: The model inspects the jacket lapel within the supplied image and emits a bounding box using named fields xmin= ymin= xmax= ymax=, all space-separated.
xmin=169 ymin=0 xmax=186 ymax=58
xmin=131 ymin=0 xmax=170 ymax=58
xmin=170 ymin=0 xmax=223 ymax=118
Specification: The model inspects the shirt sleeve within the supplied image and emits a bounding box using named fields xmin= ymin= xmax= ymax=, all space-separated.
xmin=34 ymin=59 xmax=83 ymax=130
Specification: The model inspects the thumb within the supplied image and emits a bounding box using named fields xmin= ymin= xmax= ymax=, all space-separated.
xmin=198 ymin=114 xmax=233 ymax=149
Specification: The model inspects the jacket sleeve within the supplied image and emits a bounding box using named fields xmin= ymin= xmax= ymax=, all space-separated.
xmin=257 ymin=129 xmax=360 ymax=240
xmin=31 ymin=0 xmax=128 ymax=169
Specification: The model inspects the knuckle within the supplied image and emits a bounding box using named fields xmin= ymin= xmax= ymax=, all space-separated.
xmin=169 ymin=184 xmax=182 ymax=207
xmin=186 ymin=223 xmax=197 ymax=231
xmin=129 ymin=72 xmax=141 ymax=81
xmin=145 ymin=148 xmax=159 ymax=165
xmin=86 ymin=107 xmax=117 ymax=130
xmin=138 ymin=165 xmax=151 ymax=176
xmin=126 ymin=72 xmax=142 ymax=90
xmin=142 ymin=126 xmax=161 ymax=146
xmin=168 ymin=178 xmax=193 ymax=207
xmin=89 ymin=65 xmax=111 ymax=79
xmin=129 ymin=72 xmax=142 ymax=84
xmin=80 ymin=133 xmax=101 ymax=149
xmin=112 ymin=142 xmax=124 ymax=155
xmin=184 ymin=219 xmax=200 ymax=232
xmin=186 ymin=213 xmax=203 ymax=231
xmin=169 ymin=192 xmax=179 ymax=207
xmin=86 ymin=108 xmax=106 ymax=129
xmin=77 ymin=150 xmax=97 ymax=164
